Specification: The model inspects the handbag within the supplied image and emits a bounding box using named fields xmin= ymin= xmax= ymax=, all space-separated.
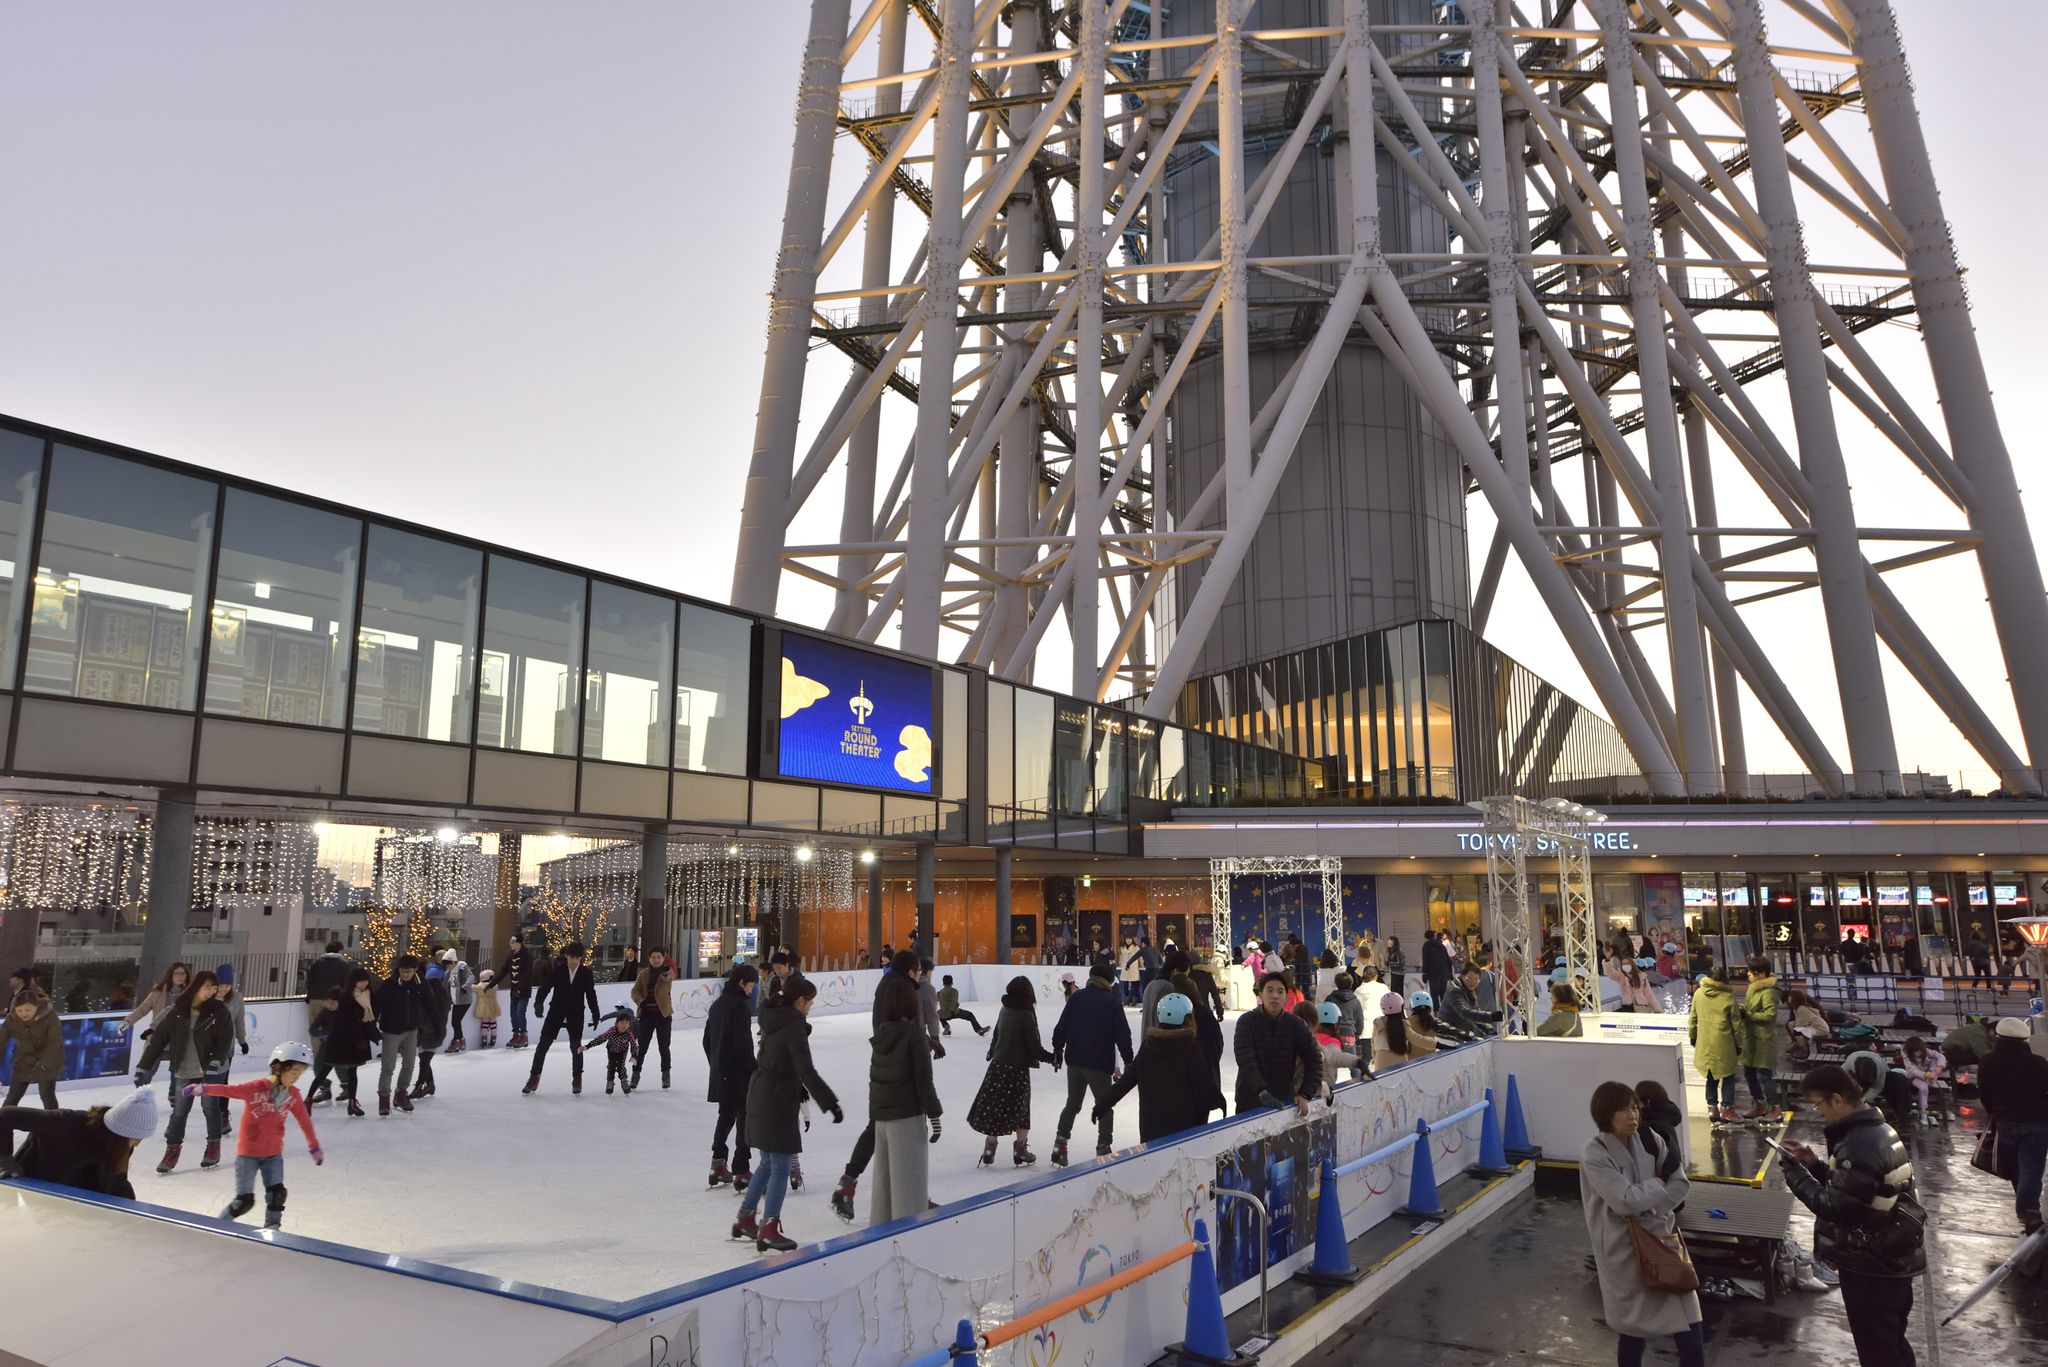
xmin=1973 ymin=1122 xmax=2019 ymax=1182
xmin=1628 ymin=1217 xmax=1701 ymax=1294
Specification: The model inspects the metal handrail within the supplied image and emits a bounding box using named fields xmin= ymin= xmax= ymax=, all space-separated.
xmin=971 ymin=1237 xmax=1201 ymax=1352
xmin=1332 ymin=1095 xmax=1491 ymax=1180
xmin=1210 ymin=1186 xmax=1271 ymax=1337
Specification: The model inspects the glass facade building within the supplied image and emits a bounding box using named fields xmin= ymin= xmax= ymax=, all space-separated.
xmin=1166 ymin=619 xmax=1639 ymax=802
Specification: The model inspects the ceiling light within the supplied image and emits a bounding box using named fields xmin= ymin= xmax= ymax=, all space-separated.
xmin=435 ymin=827 xmax=459 ymax=843
xmin=795 ymin=845 xmax=815 ymax=863
xmin=859 ymin=850 xmax=876 ymax=865
xmin=253 ymin=582 xmax=272 ymax=600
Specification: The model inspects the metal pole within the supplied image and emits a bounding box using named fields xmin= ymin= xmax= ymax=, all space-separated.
xmin=139 ymin=789 xmax=196 ymax=999
xmin=1215 ymin=0 xmax=1252 ymax=531
xmin=995 ymin=845 xmax=1014 ymax=964
xmin=637 ymin=825 xmax=667 ymax=954
xmin=1210 ymin=1186 xmax=1270 ymax=1337
xmin=1469 ymin=0 xmax=1532 ymax=507
xmin=902 ymin=0 xmax=974 ymax=657
xmin=916 ymin=839 xmax=937 ymax=959
xmin=1726 ymin=0 xmax=1897 ymax=792
xmin=732 ymin=0 xmax=854 ymax=614
xmin=1848 ymin=0 xmax=2048 ymax=784
xmin=829 ymin=0 xmax=908 ymax=636
xmin=867 ymin=857 xmax=884 ymax=966
xmin=1070 ymin=0 xmax=1108 ymax=693
xmin=991 ymin=0 xmax=1043 ymax=678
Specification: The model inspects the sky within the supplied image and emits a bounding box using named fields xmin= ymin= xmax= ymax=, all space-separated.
xmin=0 ymin=2 xmax=2040 ymax=789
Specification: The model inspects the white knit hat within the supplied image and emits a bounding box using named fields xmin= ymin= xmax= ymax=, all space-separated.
xmin=103 ymin=1087 xmax=158 ymax=1140
xmin=1996 ymin=1017 xmax=2033 ymax=1039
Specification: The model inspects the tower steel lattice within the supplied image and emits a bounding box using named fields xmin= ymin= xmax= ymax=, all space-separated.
xmin=732 ymin=0 xmax=2048 ymax=798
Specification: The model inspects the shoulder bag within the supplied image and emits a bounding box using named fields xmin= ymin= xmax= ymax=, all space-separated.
xmin=1626 ymin=1132 xmax=1700 ymax=1294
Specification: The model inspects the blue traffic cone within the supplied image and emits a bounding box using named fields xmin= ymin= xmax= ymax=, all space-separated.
xmin=1394 ymin=1118 xmax=1447 ymax=1220
xmin=1503 ymin=1073 xmax=1540 ymax=1159
xmin=903 ymin=1319 xmax=976 ymax=1367
xmin=1168 ymin=1217 xmax=1255 ymax=1366
xmin=1474 ymin=1087 xmax=1513 ymax=1176
xmin=1296 ymin=1156 xmax=1364 ymax=1286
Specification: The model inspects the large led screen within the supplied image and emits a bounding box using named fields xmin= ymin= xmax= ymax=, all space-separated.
xmin=776 ymin=634 xmax=935 ymax=793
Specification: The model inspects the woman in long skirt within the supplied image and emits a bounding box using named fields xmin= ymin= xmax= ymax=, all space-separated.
xmin=968 ymin=976 xmax=1054 ymax=1167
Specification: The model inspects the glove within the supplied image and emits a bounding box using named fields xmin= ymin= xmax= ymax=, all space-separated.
xmin=933 ymin=1040 xmax=946 ymax=1059
xmin=830 ymin=1105 xmax=845 ymax=1124
xmin=133 ymin=1070 xmax=149 ymax=1089
xmin=1111 ymin=1070 xmax=1122 ymax=1086
xmin=929 ymin=1116 xmax=943 ymax=1144
xmin=309 ymin=1147 xmax=325 ymax=1167
xmin=1089 ymin=1105 xmax=1102 ymax=1125
xmin=140 ymin=1028 xmax=153 ymax=1042
xmin=182 ymin=1083 xmax=205 ymax=1098
xmin=1257 ymin=1090 xmax=1286 ymax=1112
xmin=239 ymin=1041 xmax=249 ymax=1055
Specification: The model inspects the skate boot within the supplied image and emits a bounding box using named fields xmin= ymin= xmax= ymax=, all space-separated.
xmin=630 ymin=1063 xmax=643 ymax=1091
xmin=394 ymin=1090 xmax=414 ymax=1113
xmin=263 ymin=1183 xmax=287 ymax=1230
xmin=1050 ymin=1138 xmax=1070 ymax=1168
xmin=346 ymin=1098 xmax=365 ymax=1118
xmin=731 ymin=1210 xmax=759 ymax=1241
xmin=572 ymin=1076 xmax=583 ymax=1096
xmin=156 ymin=1143 xmax=182 ymax=1174
xmin=1096 ymin=1144 xmax=1114 ymax=1160
xmin=789 ymin=1159 xmax=803 ymax=1192
xmin=709 ymin=1159 xmax=734 ymax=1188
xmin=607 ymin=1075 xmax=616 ymax=1095
xmin=978 ymin=1138 xmax=998 ymax=1167
xmin=522 ymin=1075 xmax=539 ymax=1096
xmin=1013 ymin=1139 xmax=1036 ymax=1167
xmin=379 ymin=1092 xmax=392 ymax=1117
xmin=732 ymin=1168 xmax=752 ymax=1193
xmin=755 ymin=1218 xmax=798 ymax=1253
xmin=201 ymin=1140 xmax=222 ymax=1169
xmin=305 ymin=1080 xmax=332 ymax=1105
xmin=409 ymin=1079 xmax=433 ymax=1101
xmin=662 ymin=1068 xmax=671 ymax=1090
xmin=831 ymin=1174 xmax=858 ymax=1220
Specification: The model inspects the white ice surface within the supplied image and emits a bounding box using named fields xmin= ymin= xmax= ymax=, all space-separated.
xmin=56 ymin=997 xmax=1243 ymax=1299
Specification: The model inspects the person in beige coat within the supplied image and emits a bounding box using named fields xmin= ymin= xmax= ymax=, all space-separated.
xmin=1580 ymin=1081 xmax=1703 ymax=1367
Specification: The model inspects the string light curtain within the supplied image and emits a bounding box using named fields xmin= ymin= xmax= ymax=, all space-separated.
xmin=190 ymin=817 xmax=318 ymax=912
xmin=531 ymin=838 xmax=641 ymax=954
xmin=0 ymin=804 xmax=152 ymax=915
xmin=672 ymin=842 xmax=855 ymax=924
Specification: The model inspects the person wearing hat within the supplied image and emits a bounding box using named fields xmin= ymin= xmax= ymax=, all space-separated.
xmin=1404 ymin=988 xmax=1443 ymax=1059
xmin=0 ymin=1086 xmax=158 ymax=1198
xmin=1654 ymin=941 xmax=1685 ymax=982
xmin=581 ymin=1005 xmax=641 ymax=1096
xmin=1058 ymin=972 xmax=1079 ymax=1001
xmin=1094 ymin=993 xmax=1226 ymax=1145
xmin=1687 ymin=965 xmax=1744 ymax=1123
xmin=471 ymin=968 xmax=501 ymax=1048
xmin=189 ymin=1041 xmax=323 ymax=1230
xmin=441 ymin=949 xmax=474 ymax=1054
xmin=497 ymin=932 xmax=536 ymax=1049
xmin=410 ymin=953 xmax=454 ymax=1102
xmin=1048 ymin=962 xmax=1135 ymax=1166
xmin=1977 ymin=1017 xmax=2048 ymax=1233
xmin=212 ymin=964 xmax=251 ymax=1063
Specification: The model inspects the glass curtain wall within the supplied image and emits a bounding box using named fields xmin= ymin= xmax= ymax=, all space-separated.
xmin=205 ymin=490 xmax=360 ymax=727
xmin=478 ymin=555 xmax=585 ymax=756
xmin=586 ymin=581 xmax=673 ymax=767
xmin=0 ymin=432 xmax=43 ymax=689
xmin=354 ymin=525 xmax=480 ymax=743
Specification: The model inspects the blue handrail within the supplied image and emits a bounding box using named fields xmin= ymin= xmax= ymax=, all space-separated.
xmin=1331 ymin=1093 xmax=1491 ymax=1179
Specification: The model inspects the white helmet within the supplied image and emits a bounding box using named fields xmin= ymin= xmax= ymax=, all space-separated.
xmin=270 ymin=1040 xmax=315 ymax=1069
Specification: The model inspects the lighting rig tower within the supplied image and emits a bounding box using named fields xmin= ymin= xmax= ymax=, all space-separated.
xmin=1475 ymin=793 xmax=1604 ymax=1030
xmin=735 ymin=0 xmax=2048 ymax=799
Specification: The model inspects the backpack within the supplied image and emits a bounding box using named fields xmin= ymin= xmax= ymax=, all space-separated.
xmin=1839 ymin=1022 xmax=1879 ymax=1041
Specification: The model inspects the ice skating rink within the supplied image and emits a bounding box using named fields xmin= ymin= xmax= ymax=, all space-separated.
xmin=63 ymin=994 xmax=1241 ymax=1297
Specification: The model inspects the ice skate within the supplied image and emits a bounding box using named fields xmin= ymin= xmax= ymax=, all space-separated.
xmin=394 ymin=1090 xmax=414 ymax=1113
xmin=378 ymin=1092 xmax=391 ymax=1117
xmin=755 ymin=1218 xmax=798 ymax=1253
xmin=789 ymin=1159 xmax=803 ymax=1192
xmin=200 ymin=1140 xmax=221 ymax=1169
xmin=1050 ymin=1138 xmax=1070 ymax=1168
xmin=1013 ymin=1139 xmax=1036 ymax=1166
xmin=709 ymin=1160 xmax=733 ymax=1188
xmin=831 ymin=1175 xmax=857 ymax=1220
xmin=731 ymin=1211 xmax=759 ymax=1241
xmin=521 ymin=1075 xmax=539 ymax=1096
xmin=155 ymin=1143 xmax=181 ymax=1174
xmin=661 ymin=1068 xmax=671 ymax=1090
xmin=978 ymin=1137 xmax=997 ymax=1167
xmin=1096 ymin=1144 xmax=1114 ymax=1159
xmin=346 ymin=1098 xmax=365 ymax=1118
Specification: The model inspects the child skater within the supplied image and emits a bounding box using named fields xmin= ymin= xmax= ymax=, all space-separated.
xmin=190 ymin=1041 xmax=323 ymax=1229
xmin=473 ymin=969 xmax=501 ymax=1049
xmin=584 ymin=1006 xmax=639 ymax=1095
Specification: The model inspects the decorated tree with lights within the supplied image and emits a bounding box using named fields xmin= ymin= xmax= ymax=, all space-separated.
xmin=532 ymin=883 xmax=612 ymax=957
xmin=360 ymin=905 xmax=398 ymax=979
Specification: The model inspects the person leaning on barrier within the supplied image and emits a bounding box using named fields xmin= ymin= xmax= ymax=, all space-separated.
xmin=1441 ymin=964 xmax=1503 ymax=1042
xmin=1231 ymin=972 xmax=1321 ymax=1116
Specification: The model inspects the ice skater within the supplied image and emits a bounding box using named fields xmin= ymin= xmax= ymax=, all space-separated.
xmin=935 ymin=974 xmax=987 ymax=1037
xmin=1049 ymin=964 xmax=1132 ymax=1166
xmin=411 ymin=954 xmax=454 ymax=1101
xmin=497 ymin=932 xmax=534 ymax=1049
xmin=372 ymin=955 xmax=431 ymax=1116
xmin=524 ymin=941 xmax=601 ymax=1096
xmin=135 ymin=969 xmax=237 ymax=1172
xmin=630 ymin=947 xmax=675 ymax=1089
xmin=1 ymin=990 xmax=62 ymax=1136
xmin=473 ymin=969 xmax=500 ymax=1048
xmin=1093 ymin=993 xmax=1225 ymax=1146
xmin=706 ymin=964 xmax=760 ymax=1188
xmin=442 ymin=950 xmax=473 ymax=1053
xmin=584 ymin=1006 xmax=639 ymax=1095
xmin=191 ymin=1041 xmax=323 ymax=1230
xmin=867 ymin=974 xmax=942 ymax=1225
xmin=968 ymin=975 xmax=1054 ymax=1167
xmin=322 ymin=971 xmax=380 ymax=1118
xmin=0 ymin=1086 xmax=156 ymax=1197
xmin=830 ymin=950 xmax=919 ymax=1218
xmin=733 ymin=975 xmax=842 ymax=1253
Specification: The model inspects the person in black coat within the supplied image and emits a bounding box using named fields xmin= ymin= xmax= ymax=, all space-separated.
xmin=704 ymin=964 xmax=761 ymax=1187
xmin=372 ymin=956 xmax=432 ymax=1115
xmin=1633 ymin=1077 xmax=1684 ymax=1173
xmin=968 ymin=976 xmax=1056 ymax=1166
xmin=410 ymin=963 xmax=454 ymax=1101
xmin=1231 ymin=972 xmax=1322 ymax=1114
xmin=497 ymin=933 xmax=536 ymax=1048
xmin=523 ymin=941 xmax=601 ymax=1096
xmin=0 ymin=1087 xmax=158 ymax=1197
xmin=134 ymin=971 xmax=238 ymax=1171
xmin=1170 ymin=971 xmax=1225 ymax=1088
xmin=831 ymin=950 xmax=922 ymax=1217
xmin=301 ymin=941 xmax=354 ymax=1102
xmin=321 ymin=970 xmax=381 ymax=1118
xmin=1050 ymin=965 xmax=1134 ymax=1165
xmin=1421 ymin=931 xmax=1453 ymax=1005
xmin=1977 ymin=1018 xmax=2048 ymax=1232
xmin=1097 ymin=993 xmax=1227 ymax=1145
xmin=735 ymin=974 xmax=842 ymax=1253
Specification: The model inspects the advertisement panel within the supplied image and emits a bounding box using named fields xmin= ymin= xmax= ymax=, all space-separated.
xmin=775 ymin=634 xmax=935 ymax=793
xmin=1213 ymin=1113 xmax=1336 ymax=1291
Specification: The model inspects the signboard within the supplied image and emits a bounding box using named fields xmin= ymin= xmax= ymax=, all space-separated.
xmin=775 ymin=633 xmax=935 ymax=793
xmin=1454 ymin=828 xmax=1640 ymax=854
xmin=0 ymin=1013 xmax=131 ymax=1086
xmin=696 ymin=929 xmax=724 ymax=964
xmin=734 ymin=927 xmax=760 ymax=959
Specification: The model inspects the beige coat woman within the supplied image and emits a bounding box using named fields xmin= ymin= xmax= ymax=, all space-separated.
xmin=1581 ymin=1127 xmax=1700 ymax=1338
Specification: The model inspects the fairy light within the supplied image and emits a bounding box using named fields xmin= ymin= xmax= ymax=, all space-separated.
xmin=0 ymin=803 xmax=152 ymax=916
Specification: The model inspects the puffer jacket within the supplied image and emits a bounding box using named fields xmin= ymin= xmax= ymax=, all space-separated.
xmin=1687 ymin=976 xmax=1742 ymax=1078
xmin=1739 ymin=975 xmax=1781 ymax=1071
xmin=1324 ymin=987 xmax=1364 ymax=1045
xmin=445 ymin=960 xmax=474 ymax=1007
xmin=1 ymin=999 xmax=63 ymax=1083
xmin=1051 ymin=980 xmax=1133 ymax=1074
xmin=136 ymin=1000 xmax=236 ymax=1079
xmin=746 ymin=1003 xmax=839 ymax=1154
xmin=1100 ymin=1024 xmax=1226 ymax=1143
xmin=702 ymin=982 xmax=756 ymax=1106
xmin=1231 ymin=1004 xmax=1321 ymax=1110
xmin=869 ymin=1018 xmax=942 ymax=1123
xmin=1170 ymin=973 xmax=1225 ymax=1084
xmin=1781 ymin=1105 xmax=1925 ymax=1278
xmin=372 ymin=975 xmax=432 ymax=1036
xmin=1978 ymin=1036 xmax=2048 ymax=1126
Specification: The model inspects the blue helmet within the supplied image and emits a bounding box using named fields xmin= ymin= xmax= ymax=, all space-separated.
xmin=1408 ymin=988 xmax=1434 ymax=1010
xmin=1155 ymin=992 xmax=1193 ymax=1027
xmin=1550 ymin=965 xmax=1572 ymax=984
xmin=1317 ymin=1001 xmax=1341 ymax=1027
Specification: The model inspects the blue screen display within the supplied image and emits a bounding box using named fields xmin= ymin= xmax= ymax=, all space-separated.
xmin=776 ymin=634 xmax=935 ymax=793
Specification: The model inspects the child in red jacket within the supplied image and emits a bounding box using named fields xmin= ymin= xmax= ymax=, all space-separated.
xmin=190 ymin=1041 xmax=323 ymax=1229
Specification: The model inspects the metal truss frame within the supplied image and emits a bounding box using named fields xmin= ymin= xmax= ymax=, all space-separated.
xmin=735 ymin=0 xmax=2048 ymax=797
xmin=1475 ymin=793 xmax=1600 ymax=1029
xmin=1209 ymin=853 xmax=1343 ymax=962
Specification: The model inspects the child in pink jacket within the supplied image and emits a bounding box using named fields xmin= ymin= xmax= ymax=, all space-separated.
xmin=190 ymin=1041 xmax=323 ymax=1229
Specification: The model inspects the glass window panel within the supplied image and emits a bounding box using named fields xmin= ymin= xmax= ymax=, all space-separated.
xmin=676 ymin=603 xmax=751 ymax=775
xmin=28 ymin=446 xmax=216 ymax=709
xmin=1157 ymin=723 xmax=1185 ymax=803
xmin=986 ymin=681 xmax=1014 ymax=811
xmin=1013 ymin=688 xmax=1053 ymax=819
xmin=480 ymin=555 xmax=585 ymax=755
xmin=0 ymin=431 xmax=44 ymax=688
xmin=585 ymin=580 xmax=674 ymax=766
xmin=205 ymin=489 xmax=359 ymax=728
xmin=1053 ymin=698 xmax=1092 ymax=817
xmin=355 ymin=525 xmax=480 ymax=743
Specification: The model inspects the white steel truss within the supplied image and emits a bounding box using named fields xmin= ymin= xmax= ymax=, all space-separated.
xmin=1475 ymin=793 xmax=1600 ymax=1028
xmin=734 ymin=0 xmax=2048 ymax=798
xmin=1209 ymin=854 xmax=1343 ymax=960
